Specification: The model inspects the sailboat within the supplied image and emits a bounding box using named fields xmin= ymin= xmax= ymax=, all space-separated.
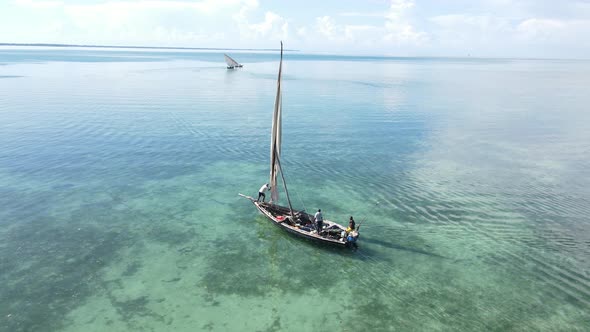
xmin=224 ymin=54 xmax=243 ymax=69
xmin=239 ymin=42 xmax=360 ymax=248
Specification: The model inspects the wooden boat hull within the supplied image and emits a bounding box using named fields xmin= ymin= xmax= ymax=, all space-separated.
xmin=240 ymin=194 xmax=353 ymax=247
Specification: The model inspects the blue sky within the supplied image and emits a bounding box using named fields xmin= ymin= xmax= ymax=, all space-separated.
xmin=1 ymin=0 xmax=589 ymax=58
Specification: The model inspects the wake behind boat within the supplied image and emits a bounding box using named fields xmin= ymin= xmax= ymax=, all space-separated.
xmin=224 ymin=54 xmax=243 ymax=69
xmin=239 ymin=42 xmax=360 ymax=248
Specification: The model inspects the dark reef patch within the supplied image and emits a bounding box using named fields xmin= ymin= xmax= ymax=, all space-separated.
xmin=108 ymin=295 xmax=164 ymax=324
xmin=0 ymin=214 xmax=134 ymax=332
xmin=198 ymin=220 xmax=362 ymax=300
xmin=122 ymin=261 xmax=143 ymax=277
xmin=147 ymin=224 xmax=197 ymax=247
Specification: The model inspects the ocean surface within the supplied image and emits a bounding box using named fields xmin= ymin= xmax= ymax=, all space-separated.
xmin=1 ymin=48 xmax=589 ymax=331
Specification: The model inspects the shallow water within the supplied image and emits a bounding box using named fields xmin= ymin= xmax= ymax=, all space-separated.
xmin=1 ymin=48 xmax=589 ymax=331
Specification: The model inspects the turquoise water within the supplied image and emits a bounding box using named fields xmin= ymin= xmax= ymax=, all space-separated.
xmin=1 ymin=48 xmax=589 ymax=331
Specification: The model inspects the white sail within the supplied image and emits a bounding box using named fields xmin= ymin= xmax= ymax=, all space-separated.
xmin=269 ymin=42 xmax=283 ymax=203
xmin=224 ymin=54 xmax=240 ymax=67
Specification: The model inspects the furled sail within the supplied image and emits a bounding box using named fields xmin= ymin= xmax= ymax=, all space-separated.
xmin=224 ymin=54 xmax=240 ymax=67
xmin=269 ymin=42 xmax=283 ymax=203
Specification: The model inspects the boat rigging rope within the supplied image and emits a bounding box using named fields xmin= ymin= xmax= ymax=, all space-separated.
xmin=294 ymin=188 xmax=308 ymax=213
xmin=278 ymin=160 xmax=307 ymax=213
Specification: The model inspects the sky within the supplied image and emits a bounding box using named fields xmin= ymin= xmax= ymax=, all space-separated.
xmin=1 ymin=0 xmax=589 ymax=58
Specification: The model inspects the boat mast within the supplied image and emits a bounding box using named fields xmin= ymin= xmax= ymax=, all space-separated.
xmin=269 ymin=41 xmax=295 ymax=221
xmin=274 ymin=148 xmax=295 ymax=220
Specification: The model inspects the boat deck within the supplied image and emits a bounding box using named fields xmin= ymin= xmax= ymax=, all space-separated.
xmin=255 ymin=200 xmax=349 ymax=247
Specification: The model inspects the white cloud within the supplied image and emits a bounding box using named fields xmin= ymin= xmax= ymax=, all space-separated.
xmin=232 ymin=1 xmax=288 ymax=41
xmin=153 ymin=27 xmax=225 ymax=43
xmin=316 ymin=16 xmax=337 ymax=38
xmin=245 ymin=11 xmax=288 ymax=39
xmin=386 ymin=0 xmax=414 ymax=20
xmin=63 ymin=0 xmax=257 ymax=27
xmin=13 ymin=0 xmax=63 ymax=8
xmin=426 ymin=12 xmax=590 ymax=57
xmin=337 ymin=12 xmax=385 ymax=18
xmin=296 ymin=26 xmax=307 ymax=37
xmin=516 ymin=18 xmax=590 ymax=41
xmin=314 ymin=16 xmax=380 ymax=44
xmin=16 ymin=0 xmax=256 ymax=12
xmin=310 ymin=0 xmax=426 ymax=48
xmin=345 ymin=25 xmax=381 ymax=43
xmin=9 ymin=0 xmax=270 ymax=47
xmin=517 ymin=18 xmax=565 ymax=39
xmin=430 ymin=14 xmax=508 ymax=30
xmin=429 ymin=14 xmax=511 ymax=44
xmin=384 ymin=24 xmax=426 ymax=44
xmin=384 ymin=0 xmax=427 ymax=44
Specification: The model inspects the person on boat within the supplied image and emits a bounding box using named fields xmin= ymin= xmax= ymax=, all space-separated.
xmin=347 ymin=230 xmax=359 ymax=248
xmin=314 ymin=209 xmax=324 ymax=234
xmin=257 ymin=183 xmax=270 ymax=202
xmin=347 ymin=216 xmax=356 ymax=232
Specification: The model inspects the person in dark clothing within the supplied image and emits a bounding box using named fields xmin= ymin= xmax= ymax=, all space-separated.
xmin=348 ymin=216 xmax=356 ymax=231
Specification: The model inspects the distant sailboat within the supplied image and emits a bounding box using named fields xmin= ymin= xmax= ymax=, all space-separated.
xmin=224 ymin=54 xmax=243 ymax=69
xmin=239 ymin=42 xmax=360 ymax=248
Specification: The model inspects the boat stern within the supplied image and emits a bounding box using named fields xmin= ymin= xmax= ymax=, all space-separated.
xmin=344 ymin=230 xmax=360 ymax=247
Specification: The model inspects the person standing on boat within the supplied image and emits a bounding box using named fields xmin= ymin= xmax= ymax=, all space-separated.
xmin=258 ymin=183 xmax=270 ymax=202
xmin=314 ymin=209 xmax=324 ymax=234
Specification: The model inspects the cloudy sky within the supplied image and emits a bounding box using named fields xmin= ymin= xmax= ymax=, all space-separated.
xmin=1 ymin=0 xmax=589 ymax=58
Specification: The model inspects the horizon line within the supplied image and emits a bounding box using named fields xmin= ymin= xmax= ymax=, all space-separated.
xmin=1 ymin=42 xmax=588 ymax=61
xmin=0 ymin=42 xmax=300 ymax=52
